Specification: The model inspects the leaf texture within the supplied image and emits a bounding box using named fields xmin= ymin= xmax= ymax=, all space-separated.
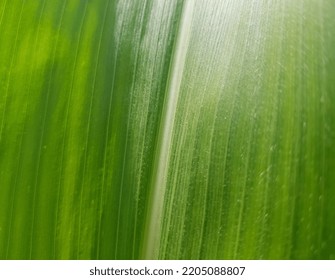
xmin=0 ymin=0 xmax=334 ymax=259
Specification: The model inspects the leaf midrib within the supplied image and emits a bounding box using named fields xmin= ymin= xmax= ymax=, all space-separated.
xmin=141 ymin=0 xmax=195 ymax=259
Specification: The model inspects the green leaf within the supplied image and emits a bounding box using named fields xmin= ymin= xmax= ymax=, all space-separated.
xmin=0 ymin=0 xmax=334 ymax=260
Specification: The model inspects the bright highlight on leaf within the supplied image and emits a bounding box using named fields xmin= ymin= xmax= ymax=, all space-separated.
xmin=0 ymin=0 xmax=334 ymax=260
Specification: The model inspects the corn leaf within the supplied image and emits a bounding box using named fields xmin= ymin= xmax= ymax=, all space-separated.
xmin=0 ymin=0 xmax=334 ymax=259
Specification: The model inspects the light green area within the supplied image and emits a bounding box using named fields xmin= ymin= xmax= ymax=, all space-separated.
xmin=0 ymin=0 xmax=334 ymax=259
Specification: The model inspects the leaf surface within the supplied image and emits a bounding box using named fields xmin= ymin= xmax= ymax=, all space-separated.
xmin=0 ymin=0 xmax=334 ymax=259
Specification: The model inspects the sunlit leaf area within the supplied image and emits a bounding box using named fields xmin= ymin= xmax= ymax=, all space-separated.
xmin=0 ymin=0 xmax=334 ymax=259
